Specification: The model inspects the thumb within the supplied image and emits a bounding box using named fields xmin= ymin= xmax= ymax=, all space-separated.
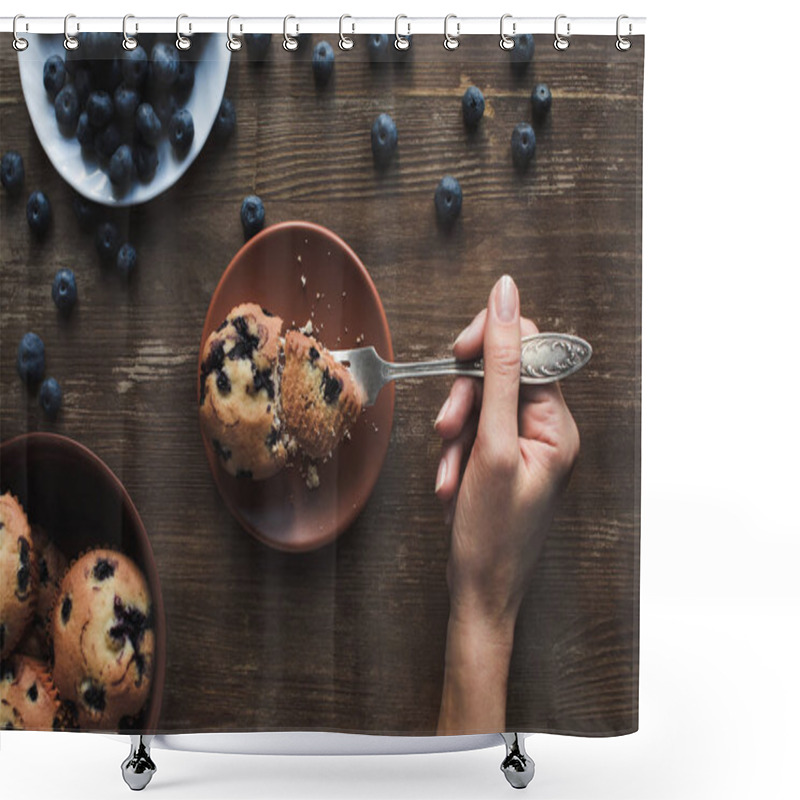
xmin=477 ymin=275 xmax=521 ymax=457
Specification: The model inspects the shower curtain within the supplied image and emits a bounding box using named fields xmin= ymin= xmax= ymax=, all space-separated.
xmin=0 ymin=29 xmax=642 ymax=738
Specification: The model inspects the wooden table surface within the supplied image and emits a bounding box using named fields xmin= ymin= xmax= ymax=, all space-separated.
xmin=0 ymin=35 xmax=642 ymax=736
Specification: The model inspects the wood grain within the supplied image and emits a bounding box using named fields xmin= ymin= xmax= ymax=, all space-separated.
xmin=0 ymin=34 xmax=642 ymax=735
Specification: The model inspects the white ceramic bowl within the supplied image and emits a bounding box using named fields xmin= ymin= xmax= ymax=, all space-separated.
xmin=18 ymin=34 xmax=231 ymax=207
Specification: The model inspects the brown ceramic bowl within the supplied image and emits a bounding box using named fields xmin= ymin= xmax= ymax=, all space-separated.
xmin=198 ymin=221 xmax=394 ymax=551
xmin=0 ymin=433 xmax=166 ymax=734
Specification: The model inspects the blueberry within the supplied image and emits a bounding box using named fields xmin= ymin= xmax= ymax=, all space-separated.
xmin=51 ymin=268 xmax=78 ymax=314
xmin=245 ymin=33 xmax=272 ymax=61
xmin=72 ymin=194 xmax=100 ymax=232
xmin=54 ymin=84 xmax=80 ymax=135
xmin=116 ymin=242 xmax=137 ymax=279
xmin=83 ymin=32 xmax=117 ymax=60
xmin=1 ymin=151 xmax=24 ymax=195
xmin=75 ymin=111 xmax=94 ymax=151
xmin=43 ymin=55 xmax=66 ymax=98
xmin=90 ymin=58 xmax=122 ymax=93
xmin=39 ymin=378 xmax=62 ymax=420
xmin=109 ymin=145 xmax=134 ymax=191
xmin=135 ymin=103 xmax=162 ymax=146
xmin=86 ymin=91 xmax=114 ymax=129
xmin=26 ymin=191 xmax=51 ymax=238
xmin=113 ymin=85 xmax=139 ymax=121
xmin=133 ymin=143 xmax=158 ymax=183
xmin=434 ymin=176 xmax=462 ymax=226
xmin=511 ymin=123 xmax=536 ymax=170
xmin=213 ymin=97 xmax=236 ymax=143
xmin=72 ymin=67 xmax=93 ymax=105
xmin=462 ymin=85 xmax=485 ymax=129
xmin=94 ymin=122 xmax=122 ymax=160
xmin=371 ymin=113 xmax=398 ymax=168
xmin=121 ymin=45 xmax=148 ymax=88
xmin=150 ymin=42 xmax=179 ymax=89
xmin=16 ymin=332 xmax=45 ymax=385
xmin=366 ymin=34 xmax=389 ymax=62
xmin=95 ymin=221 xmax=121 ymax=264
xmin=168 ymin=109 xmax=194 ymax=158
xmin=312 ymin=41 xmax=335 ymax=86
xmin=510 ymin=33 xmax=535 ymax=72
xmin=240 ymin=195 xmax=265 ymax=240
xmin=151 ymin=93 xmax=177 ymax=126
xmin=531 ymin=83 xmax=552 ymax=122
xmin=174 ymin=60 xmax=195 ymax=101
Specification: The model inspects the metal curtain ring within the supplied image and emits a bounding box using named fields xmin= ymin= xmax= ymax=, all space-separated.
xmin=443 ymin=14 xmax=460 ymax=51
xmin=12 ymin=15 xmax=29 ymax=52
xmin=283 ymin=16 xmax=299 ymax=51
xmin=554 ymin=14 xmax=570 ymax=51
xmin=339 ymin=14 xmax=354 ymax=50
xmin=227 ymin=15 xmax=242 ymax=51
xmin=64 ymin=14 xmax=79 ymax=51
xmin=122 ymin=15 xmax=138 ymax=51
xmin=616 ymin=14 xmax=632 ymax=51
xmin=500 ymin=14 xmax=515 ymax=50
xmin=176 ymin=14 xmax=192 ymax=50
xmin=395 ymin=15 xmax=410 ymax=50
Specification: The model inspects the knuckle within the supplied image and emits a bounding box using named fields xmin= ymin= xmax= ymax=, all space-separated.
xmin=486 ymin=341 xmax=520 ymax=380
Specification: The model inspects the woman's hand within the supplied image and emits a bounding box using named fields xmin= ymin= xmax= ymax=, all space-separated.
xmin=436 ymin=275 xmax=579 ymax=734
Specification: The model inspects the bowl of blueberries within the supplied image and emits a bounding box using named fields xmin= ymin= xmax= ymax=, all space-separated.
xmin=18 ymin=32 xmax=231 ymax=207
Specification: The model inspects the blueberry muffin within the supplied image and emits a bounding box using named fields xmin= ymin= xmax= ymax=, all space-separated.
xmin=281 ymin=331 xmax=364 ymax=460
xmin=0 ymin=655 xmax=64 ymax=731
xmin=0 ymin=493 xmax=38 ymax=659
xmin=52 ymin=549 xmax=154 ymax=730
xmin=18 ymin=525 xmax=68 ymax=659
xmin=199 ymin=303 xmax=289 ymax=480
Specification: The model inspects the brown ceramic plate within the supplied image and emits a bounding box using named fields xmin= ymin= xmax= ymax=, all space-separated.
xmin=0 ymin=433 xmax=166 ymax=734
xmin=198 ymin=221 xmax=394 ymax=552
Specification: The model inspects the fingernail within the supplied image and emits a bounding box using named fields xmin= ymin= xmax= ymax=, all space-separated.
xmin=494 ymin=275 xmax=517 ymax=323
xmin=435 ymin=458 xmax=447 ymax=493
xmin=434 ymin=397 xmax=451 ymax=429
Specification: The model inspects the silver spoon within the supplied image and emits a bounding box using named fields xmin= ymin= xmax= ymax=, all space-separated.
xmin=331 ymin=332 xmax=592 ymax=406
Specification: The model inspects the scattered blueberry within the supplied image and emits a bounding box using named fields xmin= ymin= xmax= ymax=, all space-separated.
xmin=54 ymin=84 xmax=80 ymax=135
xmin=1 ymin=151 xmax=24 ymax=195
xmin=168 ymin=109 xmax=194 ymax=158
xmin=109 ymin=144 xmax=134 ymax=191
xmin=149 ymin=42 xmax=179 ymax=89
xmin=312 ymin=41 xmax=335 ymax=86
xmin=85 ymin=90 xmax=114 ymax=129
xmin=240 ymin=195 xmax=265 ymax=240
xmin=95 ymin=221 xmax=121 ymax=265
xmin=121 ymin=45 xmax=148 ymax=88
xmin=39 ymin=378 xmax=62 ymax=420
xmin=510 ymin=34 xmax=535 ymax=72
xmin=531 ymin=83 xmax=552 ymax=122
xmin=16 ymin=332 xmax=45 ymax=385
xmin=116 ymin=242 xmax=137 ymax=279
xmin=133 ymin=143 xmax=158 ymax=183
xmin=434 ymin=176 xmax=463 ymax=226
xmin=26 ymin=191 xmax=51 ymax=238
xmin=511 ymin=122 xmax=536 ymax=169
xmin=43 ymin=55 xmax=66 ymax=99
xmin=175 ymin=60 xmax=195 ymax=101
xmin=113 ymin=85 xmax=139 ymax=122
xmin=366 ymin=34 xmax=389 ymax=62
xmin=135 ymin=103 xmax=162 ymax=146
xmin=75 ymin=111 xmax=94 ymax=151
xmin=94 ymin=122 xmax=122 ymax=160
xmin=371 ymin=113 xmax=398 ymax=167
xmin=245 ymin=33 xmax=272 ymax=61
xmin=462 ymin=85 xmax=485 ymax=129
xmin=213 ymin=97 xmax=236 ymax=143
xmin=51 ymin=268 xmax=78 ymax=314
xmin=72 ymin=194 xmax=100 ymax=232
